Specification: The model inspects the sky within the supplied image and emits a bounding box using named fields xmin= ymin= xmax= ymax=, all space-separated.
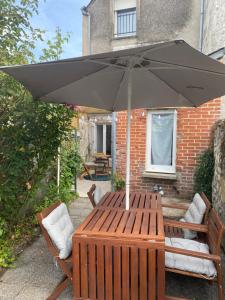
xmin=31 ymin=0 xmax=90 ymax=60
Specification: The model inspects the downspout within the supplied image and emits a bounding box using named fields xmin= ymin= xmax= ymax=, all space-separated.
xmin=199 ymin=0 xmax=205 ymax=52
xmin=111 ymin=112 xmax=117 ymax=191
xmin=81 ymin=6 xmax=92 ymax=54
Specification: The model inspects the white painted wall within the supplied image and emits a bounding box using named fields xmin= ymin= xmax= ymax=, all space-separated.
xmin=114 ymin=0 xmax=136 ymax=11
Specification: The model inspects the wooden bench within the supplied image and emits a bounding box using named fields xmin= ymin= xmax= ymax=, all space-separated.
xmin=36 ymin=202 xmax=73 ymax=300
xmin=165 ymin=208 xmax=224 ymax=300
xmin=163 ymin=192 xmax=211 ymax=239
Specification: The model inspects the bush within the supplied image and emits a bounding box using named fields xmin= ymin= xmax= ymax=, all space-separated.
xmin=113 ymin=173 xmax=126 ymax=191
xmin=194 ymin=149 xmax=214 ymax=200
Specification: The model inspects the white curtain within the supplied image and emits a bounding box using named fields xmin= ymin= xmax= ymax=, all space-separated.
xmin=151 ymin=113 xmax=174 ymax=166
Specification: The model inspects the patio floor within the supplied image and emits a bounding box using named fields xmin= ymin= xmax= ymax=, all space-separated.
xmin=0 ymin=197 xmax=224 ymax=300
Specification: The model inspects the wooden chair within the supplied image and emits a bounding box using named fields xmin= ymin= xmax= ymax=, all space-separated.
xmin=163 ymin=192 xmax=211 ymax=238
xmin=36 ymin=202 xmax=73 ymax=300
xmin=165 ymin=208 xmax=224 ymax=300
xmin=87 ymin=184 xmax=97 ymax=207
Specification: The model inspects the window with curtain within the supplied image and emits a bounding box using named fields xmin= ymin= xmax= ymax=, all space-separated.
xmin=146 ymin=110 xmax=177 ymax=173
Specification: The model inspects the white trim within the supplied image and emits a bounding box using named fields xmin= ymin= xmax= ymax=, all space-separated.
xmin=95 ymin=123 xmax=112 ymax=154
xmin=145 ymin=109 xmax=177 ymax=174
xmin=103 ymin=124 xmax=106 ymax=153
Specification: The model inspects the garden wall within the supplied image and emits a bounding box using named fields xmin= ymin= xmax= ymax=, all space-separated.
xmin=212 ymin=120 xmax=225 ymax=247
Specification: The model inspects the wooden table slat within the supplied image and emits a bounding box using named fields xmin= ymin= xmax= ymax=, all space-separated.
xmin=88 ymin=243 xmax=96 ymax=299
xmin=97 ymin=244 xmax=105 ymax=300
xmin=141 ymin=211 xmax=149 ymax=235
xmin=108 ymin=210 xmax=123 ymax=233
xmin=132 ymin=211 xmax=143 ymax=235
xmin=145 ymin=193 xmax=151 ymax=209
xmin=101 ymin=210 xmax=117 ymax=232
xmin=116 ymin=211 xmax=130 ymax=234
xmin=139 ymin=193 xmax=146 ymax=208
xmin=133 ymin=192 xmax=141 ymax=209
xmin=84 ymin=209 xmax=104 ymax=231
xmin=124 ymin=211 xmax=136 ymax=234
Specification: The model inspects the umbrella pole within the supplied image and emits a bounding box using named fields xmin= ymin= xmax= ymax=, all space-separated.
xmin=125 ymin=70 xmax=132 ymax=210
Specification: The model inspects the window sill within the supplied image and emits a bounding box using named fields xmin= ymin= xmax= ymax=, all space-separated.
xmin=142 ymin=172 xmax=177 ymax=180
xmin=113 ymin=34 xmax=137 ymax=40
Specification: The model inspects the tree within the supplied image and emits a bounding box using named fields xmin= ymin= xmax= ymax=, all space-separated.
xmin=0 ymin=0 xmax=76 ymax=223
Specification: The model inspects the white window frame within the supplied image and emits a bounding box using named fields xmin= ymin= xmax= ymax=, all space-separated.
xmin=95 ymin=124 xmax=111 ymax=154
xmin=145 ymin=110 xmax=177 ymax=174
xmin=114 ymin=7 xmax=136 ymax=38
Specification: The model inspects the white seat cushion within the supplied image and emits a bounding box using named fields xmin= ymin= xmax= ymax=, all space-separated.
xmin=94 ymin=186 xmax=103 ymax=204
xmin=165 ymin=237 xmax=217 ymax=278
xmin=42 ymin=203 xmax=74 ymax=259
xmin=180 ymin=193 xmax=207 ymax=239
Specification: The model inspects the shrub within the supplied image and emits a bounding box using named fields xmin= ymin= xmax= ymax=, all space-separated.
xmin=194 ymin=149 xmax=214 ymax=200
xmin=113 ymin=173 xmax=126 ymax=191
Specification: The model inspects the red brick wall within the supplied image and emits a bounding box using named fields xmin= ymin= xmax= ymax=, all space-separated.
xmin=116 ymin=98 xmax=221 ymax=198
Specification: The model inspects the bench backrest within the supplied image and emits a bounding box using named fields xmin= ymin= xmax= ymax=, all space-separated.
xmin=200 ymin=192 xmax=211 ymax=225
xmin=87 ymin=184 xmax=97 ymax=207
xmin=208 ymin=208 xmax=224 ymax=255
xmin=36 ymin=201 xmax=61 ymax=258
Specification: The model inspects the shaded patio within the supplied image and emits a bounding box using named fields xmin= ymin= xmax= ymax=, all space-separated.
xmin=0 ymin=197 xmax=224 ymax=300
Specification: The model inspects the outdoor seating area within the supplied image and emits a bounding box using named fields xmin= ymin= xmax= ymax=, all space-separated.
xmin=0 ymin=195 xmax=224 ymax=300
xmin=35 ymin=191 xmax=224 ymax=300
xmin=2 ymin=1 xmax=225 ymax=300
xmin=82 ymin=153 xmax=112 ymax=181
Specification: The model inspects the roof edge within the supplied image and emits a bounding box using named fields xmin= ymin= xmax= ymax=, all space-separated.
xmin=84 ymin=0 xmax=96 ymax=11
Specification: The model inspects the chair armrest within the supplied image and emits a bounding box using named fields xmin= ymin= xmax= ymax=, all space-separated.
xmin=165 ymin=245 xmax=221 ymax=262
xmin=164 ymin=219 xmax=208 ymax=232
xmin=162 ymin=203 xmax=189 ymax=210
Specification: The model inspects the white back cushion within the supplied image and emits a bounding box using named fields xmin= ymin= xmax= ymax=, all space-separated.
xmin=94 ymin=186 xmax=103 ymax=204
xmin=165 ymin=237 xmax=217 ymax=277
xmin=180 ymin=193 xmax=207 ymax=239
xmin=42 ymin=203 xmax=74 ymax=259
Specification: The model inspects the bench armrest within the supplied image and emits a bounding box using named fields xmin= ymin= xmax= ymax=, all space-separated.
xmin=164 ymin=219 xmax=208 ymax=232
xmin=165 ymin=245 xmax=221 ymax=262
xmin=162 ymin=203 xmax=189 ymax=210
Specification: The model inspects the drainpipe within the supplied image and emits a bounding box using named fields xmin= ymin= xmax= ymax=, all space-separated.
xmin=111 ymin=112 xmax=117 ymax=191
xmin=199 ymin=0 xmax=205 ymax=52
xmin=81 ymin=6 xmax=92 ymax=55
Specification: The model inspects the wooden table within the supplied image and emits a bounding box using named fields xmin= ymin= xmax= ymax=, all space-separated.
xmin=72 ymin=192 xmax=165 ymax=300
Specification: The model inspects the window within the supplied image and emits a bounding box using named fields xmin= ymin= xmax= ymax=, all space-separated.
xmin=115 ymin=7 xmax=136 ymax=37
xmin=146 ymin=110 xmax=177 ymax=173
xmin=95 ymin=124 xmax=112 ymax=155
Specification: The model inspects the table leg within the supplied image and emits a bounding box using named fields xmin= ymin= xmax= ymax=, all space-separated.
xmin=157 ymin=249 xmax=165 ymax=300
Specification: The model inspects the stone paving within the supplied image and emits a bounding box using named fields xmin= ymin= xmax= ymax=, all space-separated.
xmin=0 ymin=197 xmax=224 ymax=300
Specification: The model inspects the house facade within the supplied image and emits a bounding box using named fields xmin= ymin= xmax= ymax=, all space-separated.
xmin=82 ymin=0 xmax=225 ymax=198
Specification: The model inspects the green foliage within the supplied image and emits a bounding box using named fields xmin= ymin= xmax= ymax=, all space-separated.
xmin=0 ymin=0 xmax=81 ymax=268
xmin=0 ymin=240 xmax=15 ymax=268
xmin=0 ymin=100 xmax=74 ymax=223
xmin=113 ymin=172 xmax=126 ymax=191
xmin=194 ymin=149 xmax=214 ymax=200
xmin=0 ymin=0 xmax=42 ymax=65
xmin=40 ymin=27 xmax=70 ymax=61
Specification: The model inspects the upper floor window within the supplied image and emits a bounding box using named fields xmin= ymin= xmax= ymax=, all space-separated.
xmin=115 ymin=7 xmax=136 ymax=38
xmin=146 ymin=110 xmax=177 ymax=174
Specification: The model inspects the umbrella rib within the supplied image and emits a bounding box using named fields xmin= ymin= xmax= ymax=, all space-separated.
xmin=145 ymin=67 xmax=197 ymax=107
xmin=113 ymin=70 xmax=127 ymax=111
xmin=143 ymin=57 xmax=225 ymax=77
xmin=86 ymin=58 xmax=127 ymax=70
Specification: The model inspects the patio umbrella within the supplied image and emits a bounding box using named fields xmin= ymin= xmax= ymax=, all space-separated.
xmin=2 ymin=40 xmax=225 ymax=209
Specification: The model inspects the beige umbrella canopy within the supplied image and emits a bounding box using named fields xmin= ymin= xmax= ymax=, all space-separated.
xmin=2 ymin=40 xmax=225 ymax=209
